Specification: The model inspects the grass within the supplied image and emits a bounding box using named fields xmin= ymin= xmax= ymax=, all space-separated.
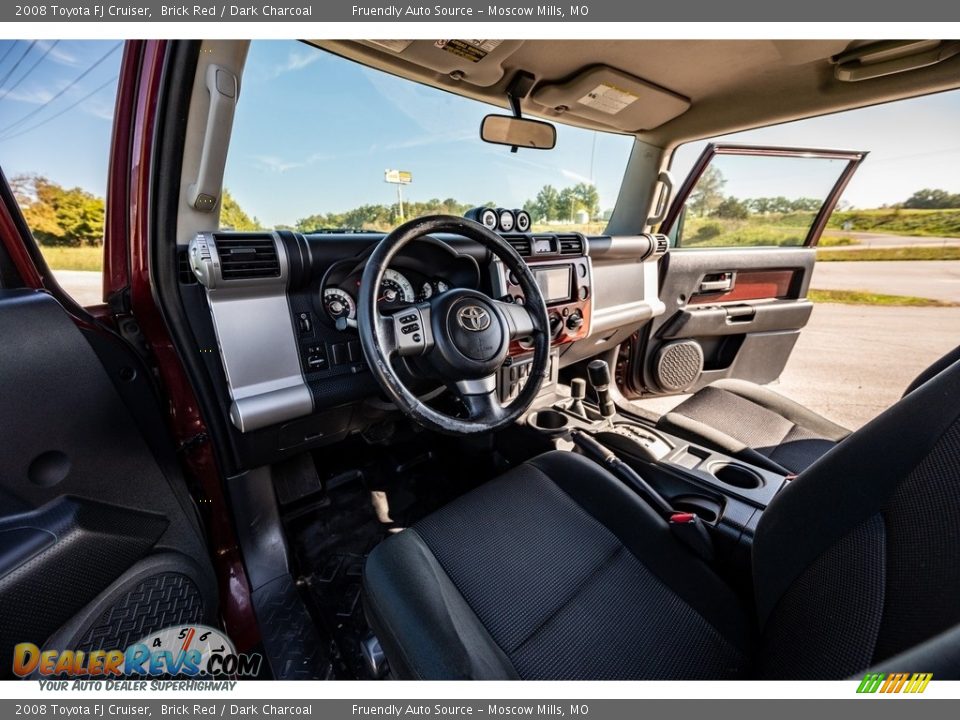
xmin=828 ymin=208 xmax=960 ymax=238
xmin=816 ymin=246 xmax=960 ymax=262
xmin=40 ymin=246 xmax=103 ymax=272
xmin=808 ymin=289 xmax=957 ymax=307
xmin=818 ymin=235 xmax=858 ymax=247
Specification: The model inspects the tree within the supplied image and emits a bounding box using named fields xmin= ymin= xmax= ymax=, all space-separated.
xmin=219 ymin=189 xmax=263 ymax=230
xmin=571 ymin=182 xmax=600 ymax=218
xmin=688 ymin=166 xmax=726 ymax=217
xmin=11 ymin=174 xmax=105 ymax=247
xmin=556 ymin=187 xmax=577 ymax=222
xmin=713 ymin=196 xmax=750 ymax=220
xmin=903 ymin=188 xmax=960 ymax=210
xmin=529 ymin=184 xmax=559 ymax=222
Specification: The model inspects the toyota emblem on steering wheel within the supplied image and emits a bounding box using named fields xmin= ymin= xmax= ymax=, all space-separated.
xmin=457 ymin=305 xmax=491 ymax=332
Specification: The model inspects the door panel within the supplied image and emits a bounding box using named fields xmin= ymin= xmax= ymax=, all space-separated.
xmin=623 ymin=247 xmax=816 ymax=397
xmin=0 ymin=290 xmax=217 ymax=677
xmin=622 ymin=143 xmax=865 ymax=399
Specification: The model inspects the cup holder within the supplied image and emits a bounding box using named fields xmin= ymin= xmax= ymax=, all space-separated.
xmin=710 ymin=462 xmax=763 ymax=490
xmin=527 ymin=409 xmax=570 ymax=434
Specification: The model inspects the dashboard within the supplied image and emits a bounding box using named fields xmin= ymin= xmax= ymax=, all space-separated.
xmin=318 ymin=245 xmax=480 ymax=329
xmin=183 ymin=224 xmax=667 ymax=468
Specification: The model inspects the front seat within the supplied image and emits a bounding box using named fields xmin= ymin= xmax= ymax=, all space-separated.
xmin=362 ymin=356 xmax=960 ymax=679
xmin=656 ymin=344 xmax=960 ymax=475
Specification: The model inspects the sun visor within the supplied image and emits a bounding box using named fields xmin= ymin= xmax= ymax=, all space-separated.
xmin=357 ymin=40 xmax=524 ymax=87
xmin=531 ymin=66 xmax=690 ymax=132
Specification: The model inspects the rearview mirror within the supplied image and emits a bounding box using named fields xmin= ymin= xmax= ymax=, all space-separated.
xmin=481 ymin=115 xmax=557 ymax=150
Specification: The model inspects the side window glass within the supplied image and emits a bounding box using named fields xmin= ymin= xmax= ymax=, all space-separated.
xmin=2 ymin=40 xmax=122 ymax=305
xmin=673 ymin=151 xmax=851 ymax=249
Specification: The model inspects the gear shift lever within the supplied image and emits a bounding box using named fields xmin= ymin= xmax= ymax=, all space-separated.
xmin=568 ymin=378 xmax=587 ymax=418
xmin=587 ymin=359 xmax=617 ymax=421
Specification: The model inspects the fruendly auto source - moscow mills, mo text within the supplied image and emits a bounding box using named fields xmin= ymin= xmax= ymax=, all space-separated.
xmin=351 ymin=5 xmax=589 ymax=17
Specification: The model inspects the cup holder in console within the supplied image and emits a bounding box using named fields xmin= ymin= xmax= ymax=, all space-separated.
xmin=709 ymin=462 xmax=764 ymax=490
xmin=527 ymin=409 xmax=570 ymax=434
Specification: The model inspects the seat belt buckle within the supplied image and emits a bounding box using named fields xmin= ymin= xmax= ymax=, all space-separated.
xmin=669 ymin=512 xmax=714 ymax=562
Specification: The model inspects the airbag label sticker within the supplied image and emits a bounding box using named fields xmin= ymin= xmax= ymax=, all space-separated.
xmin=578 ymin=83 xmax=640 ymax=115
xmin=435 ymin=39 xmax=503 ymax=63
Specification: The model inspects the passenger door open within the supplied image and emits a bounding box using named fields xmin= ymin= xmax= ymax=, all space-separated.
xmin=620 ymin=144 xmax=865 ymax=398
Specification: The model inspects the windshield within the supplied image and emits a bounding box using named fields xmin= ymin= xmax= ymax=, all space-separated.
xmin=221 ymin=41 xmax=634 ymax=235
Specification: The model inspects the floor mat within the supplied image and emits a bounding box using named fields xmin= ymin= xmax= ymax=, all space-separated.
xmin=282 ymin=433 xmax=486 ymax=678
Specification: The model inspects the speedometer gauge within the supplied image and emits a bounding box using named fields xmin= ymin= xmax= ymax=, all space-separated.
xmin=323 ymin=288 xmax=356 ymax=322
xmin=378 ymin=269 xmax=415 ymax=308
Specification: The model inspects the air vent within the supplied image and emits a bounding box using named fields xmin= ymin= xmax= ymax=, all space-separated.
xmin=652 ymin=233 xmax=669 ymax=256
xmin=215 ymin=236 xmax=281 ymax=280
xmin=177 ymin=249 xmax=198 ymax=284
xmin=503 ymin=235 xmax=531 ymax=257
xmin=558 ymin=235 xmax=584 ymax=256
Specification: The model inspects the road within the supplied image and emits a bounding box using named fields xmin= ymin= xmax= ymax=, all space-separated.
xmin=828 ymin=231 xmax=960 ymax=250
xmin=810 ymin=260 xmax=960 ymax=303
xmin=774 ymin=304 xmax=960 ymax=429
xmin=54 ymin=270 xmax=103 ymax=306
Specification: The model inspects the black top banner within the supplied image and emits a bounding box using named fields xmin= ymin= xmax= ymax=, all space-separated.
xmin=3 ymin=0 xmax=959 ymax=22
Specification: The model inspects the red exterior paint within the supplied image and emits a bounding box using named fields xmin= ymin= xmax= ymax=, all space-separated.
xmin=0 ymin=193 xmax=44 ymax=288
xmin=113 ymin=41 xmax=259 ymax=650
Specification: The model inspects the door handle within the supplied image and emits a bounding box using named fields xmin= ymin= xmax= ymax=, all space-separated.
xmin=698 ymin=272 xmax=734 ymax=293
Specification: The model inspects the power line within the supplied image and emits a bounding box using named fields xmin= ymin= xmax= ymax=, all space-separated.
xmin=0 ymin=41 xmax=36 ymax=92
xmin=0 ymin=41 xmax=59 ymax=103
xmin=0 ymin=41 xmax=20 ymax=69
xmin=0 ymin=75 xmax=117 ymax=143
xmin=0 ymin=42 xmax=120 ymax=136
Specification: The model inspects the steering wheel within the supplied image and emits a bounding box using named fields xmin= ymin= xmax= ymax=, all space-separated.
xmin=358 ymin=215 xmax=550 ymax=435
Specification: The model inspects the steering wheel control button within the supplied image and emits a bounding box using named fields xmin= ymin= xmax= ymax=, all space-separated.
xmin=394 ymin=307 xmax=430 ymax=356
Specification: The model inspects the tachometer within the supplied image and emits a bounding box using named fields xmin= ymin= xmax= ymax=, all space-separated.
xmin=323 ymin=288 xmax=357 ymax=322
xmin=378 ymin=269 xmax=415 ymax=308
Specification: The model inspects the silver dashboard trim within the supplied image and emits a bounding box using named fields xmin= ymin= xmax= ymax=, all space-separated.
xmin=189 ymin=232 xmax=313 ymax=433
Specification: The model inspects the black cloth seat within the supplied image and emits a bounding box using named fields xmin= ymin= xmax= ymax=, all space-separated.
xmin=363 ymin=451 xmax=752 ymax=680
xmin=363 ymin=355 xmax=960 ymax=680
xmin=657 ymin=344 xmax=960 ymax=475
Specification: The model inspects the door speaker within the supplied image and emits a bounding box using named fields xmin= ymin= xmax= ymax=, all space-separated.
xmin=653 ymin=340 xmax=704 ymax=392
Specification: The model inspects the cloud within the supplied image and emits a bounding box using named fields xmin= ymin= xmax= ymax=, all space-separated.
xmin=269 ymin=48 xmax=322 ymax=78
xmin=251 ymin=154 xmax=307 ymax=173
xmin=82 ymin=96 xmax=115 ymax=121
xmin=39 ymin=40 xmax=79 ymax=67
xmin=3 ymin=86 xmax=56 ymax=105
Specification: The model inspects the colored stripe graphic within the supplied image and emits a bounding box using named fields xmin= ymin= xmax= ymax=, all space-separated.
xmin=857 ymin=672 xmax=932 ymax=693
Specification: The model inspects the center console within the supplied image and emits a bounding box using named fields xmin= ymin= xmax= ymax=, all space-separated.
xmin=521 ymin=361 xmax=788 ymax=561
xmin=491 ymin=233 xmax=593 ymax=403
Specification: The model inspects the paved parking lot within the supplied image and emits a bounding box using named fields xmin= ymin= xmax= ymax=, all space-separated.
xmin=811 ymin=260 xmax=960 ymax=304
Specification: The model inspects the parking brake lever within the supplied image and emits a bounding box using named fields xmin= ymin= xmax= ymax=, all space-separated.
xmin=570 ymin=430 xmax=713 ymax=562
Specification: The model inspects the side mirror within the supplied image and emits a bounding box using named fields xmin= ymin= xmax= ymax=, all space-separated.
xmin=480 ymin=114 xmax=557 ymax=150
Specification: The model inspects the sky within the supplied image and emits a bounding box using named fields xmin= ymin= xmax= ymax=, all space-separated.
xmin=2 ymin=39 xmax=960 ymax=228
